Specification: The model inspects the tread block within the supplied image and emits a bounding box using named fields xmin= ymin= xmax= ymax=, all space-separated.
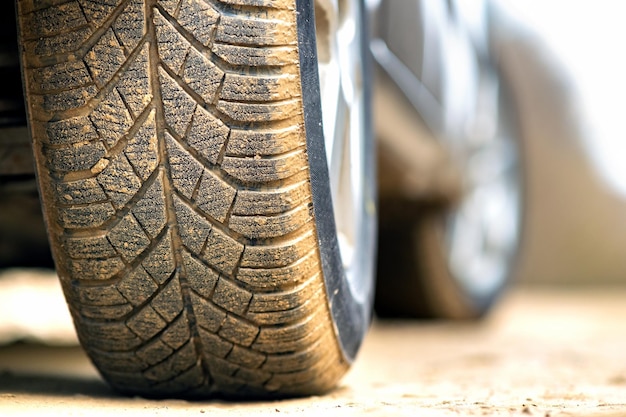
xmin=194 ymin=170 xmax=237 ymax=222
xmin=116 ymin=44 xmax=153 ymax=118
xmin=58 ymin=201 xmax=116 ymax=229
xmin=190 ymin=291 xmax=226 ymax=333
xmin=222 ymin=150 xmax=306 ymax=183
xmin=226 ymin=345 xmax=266 ymax=369
xmin=79 ymin=320 xmax=143 ymax=351
xmin=143 ymin=342 xmax=197 ymax=382
xmin=261 ymin=335 xmax=329 ymax=373
xmin=247 ymin=286 xmax=322 ymax=325
xmin=108 ymin=212 xmax=151 ymax=262
xmin=69 ymin=257 xmax=126 ymax=280
xmin=212 ymin=43 xmax=298 ymax=67
xmin=233 ymin=180 xmax=308 ymax=216
xmin=127 ymin=304 xmax=168 ymax=340
xmin=221 ymin=73 xmax=298 ymax=102
xmin=90 ymin=88 xmax=134 ymax=148
xmin=56 ymin=177 xmax=108 ymax=205
xmin=218 ymin=314 xmax=259 ymax=346
xmin=233 ymin=367 xmax=271 ymax=385
xmin=73 ymin=283 xmax=127 ymax=306
xmin=26 ymin=26 xmax=92 ymax=57
xmin=113 ymin=0 xmax=145 ymax=52
xmin=90 ymin=349 xmax=147 ymax=373
xmin=199 ymin=227 xmax=244 ymax=275
xmin=229 ymin=203 xmax=310 ymax=239
xmin=252 ymin=314 xmax=324 ymax=354
xmin=264 ymin=360 xmax=334 ymax=392
xmin=81 ymin=303 xmax=134 ymax=319
xmin=185 ymin=106 xmax=229 ymax=165
xmin=241 ymin=230 xmax=315 ymax=268
xmin=225 ymin=126 xmax=303 ymax=157
xmin=46 ymin=116 xmax=99 ymax=146
xmin=166 ymin=133 xmax=204 ymax=200
xmin=78 ymin=0 xmax=118 ymax=26
xmin=117 ymin=265 xmax=159 ymax=306
xmin=159 ymin=67 xmax=196 ymax=137
xmin=158 ymin=0 xmax=180 ymax=16
xmin=142 ymin=233 xmax=176 ymax=284
xmin=136 ymin=338 xmax=175 ymax=366
xmin=22 ymin=1 xmax=87 ymax=38
xmin=198 ymin=327 xmax=233 ymax=359
xmin=44 ymin=140 xmax=106 ymax=172
xmin=248 ymin=276 xmax=321 ymax=313
xmin=206 ymin=355 xmax=239 ymax=377
xmin=151 ymin=276 xmax=184 ymax=322
xmin=151 ymin=363 xmax=204 ymax=394
xmin=247 ymin=299 xmax=320 ymax=326
xmin=125 ymin=110 xmax=159 ymax=182
xmin=131 ymin=174 xmax=167 ymax=238
xmin=236 ymin=250 xmax=317 ymax=290
xmin=217 ymin=99 xmax=299 ymax=123
xmin=177 ymin=0 xmax=219 ymax=46
xmin=85 ymin=28 xmax=126 ymax=88
xmin=212 ymin=278 xmax=252 ymax=315
xmin=181 ymin=250 xmax=219 ymax=298
xmin=64 ymin=235 xmax=118 ymax=259
xmin=41 ymin=85 xmax=98 ymax=112
xmin=181 ymin=48 xmax=224 ymax=105
xmin=97 ymin=154 xmax=142 ymax=209
xmin=216 ymin=15 xmax=294 ymax=47
xmin=155 ymin=9 xmax=191 ymax=75
xmin=32 ymin=60 xmax=92 ymax=92
xmin=160 ymin=314 xmax=191 ymax=349
xmin=173 ymin=194 xmax=212 ymax=254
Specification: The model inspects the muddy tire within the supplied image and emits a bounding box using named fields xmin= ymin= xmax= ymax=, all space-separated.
xmin=16 ymin=0 xmax=375 ymax=397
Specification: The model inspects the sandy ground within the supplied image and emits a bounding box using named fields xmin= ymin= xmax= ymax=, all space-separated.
xmin=1 ymin=287 xmax=626 ymax=416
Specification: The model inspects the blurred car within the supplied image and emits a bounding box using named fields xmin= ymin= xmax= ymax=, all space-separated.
xmin=369 ymin=0 xmax=524 ymax=318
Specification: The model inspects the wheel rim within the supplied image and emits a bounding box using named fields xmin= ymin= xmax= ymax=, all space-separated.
xmin=315 ymin=0 xmax=368 ymax=300
xmin=443 ymin=74 xmax=521 ymax=300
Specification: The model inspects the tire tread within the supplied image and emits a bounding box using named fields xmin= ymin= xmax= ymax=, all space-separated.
xmin=17 ymin=0 xmax=345 ymax=397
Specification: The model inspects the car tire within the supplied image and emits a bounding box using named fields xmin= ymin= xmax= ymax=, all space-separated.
xmin=16 ymin=0 xmax=375 ymax=397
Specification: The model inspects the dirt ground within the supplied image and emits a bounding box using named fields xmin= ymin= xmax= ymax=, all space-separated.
xmin=1 ymin=286 xmax=625 ymax=416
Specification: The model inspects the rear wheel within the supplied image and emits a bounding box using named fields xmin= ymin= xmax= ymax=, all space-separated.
xmin=375 ymin=81 xmax=522 ymax=319
xmin=17 ymin=0 xmax=374 ymax=397
xmin=412 ymin=83 xmax=521 ymax=318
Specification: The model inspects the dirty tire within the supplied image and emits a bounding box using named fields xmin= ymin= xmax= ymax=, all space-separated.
xmin=17 ymin=0 xmax=372 ymax=397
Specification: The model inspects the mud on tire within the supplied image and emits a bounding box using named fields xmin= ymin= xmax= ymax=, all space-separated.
xmin=16 ymin=0 xmax=373 ymax=397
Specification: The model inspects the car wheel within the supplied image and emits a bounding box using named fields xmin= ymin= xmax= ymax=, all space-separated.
xmin=16 ymin=0 xmax=375 ymax=397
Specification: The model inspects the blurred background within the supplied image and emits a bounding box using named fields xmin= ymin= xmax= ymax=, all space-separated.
xmin=494 ymin=1 xmax=626 ymax=287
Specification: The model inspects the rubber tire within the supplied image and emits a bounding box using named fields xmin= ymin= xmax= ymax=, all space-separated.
xmin=16 ymin=0 xmax=372 ymax=398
